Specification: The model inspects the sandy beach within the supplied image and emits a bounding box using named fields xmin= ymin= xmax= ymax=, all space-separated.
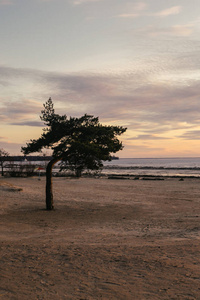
xmin=0 ymin=176 xmax=200 ymax=299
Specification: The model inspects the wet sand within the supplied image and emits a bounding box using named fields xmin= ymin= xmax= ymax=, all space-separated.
xmin=0 ymin=177 xmax=200 ymax=299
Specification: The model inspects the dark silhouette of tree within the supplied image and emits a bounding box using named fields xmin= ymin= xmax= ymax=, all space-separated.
xmin=59 ymin=149 xmax=103 ymax=178
xmin=0 ymin=148 xmax=9 ymax=176
xmin=22 ymin=98 xmax=127 ymax=210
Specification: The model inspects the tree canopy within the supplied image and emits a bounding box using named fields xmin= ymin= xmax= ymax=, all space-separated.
xmin=22 ymin=98 xmax=127 ymax=210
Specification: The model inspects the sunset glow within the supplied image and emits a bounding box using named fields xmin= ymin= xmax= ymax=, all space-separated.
xmin=0 ymin=0 xmax=200 ymax=157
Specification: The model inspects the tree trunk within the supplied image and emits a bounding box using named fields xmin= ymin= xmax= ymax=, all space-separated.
xmin=75 ymin=168 xmax=82 ymax=178
xmin=46 ymin=156 xmax=63 ymax=210
xmin=0 ymin=162 xmax=4 ymax=176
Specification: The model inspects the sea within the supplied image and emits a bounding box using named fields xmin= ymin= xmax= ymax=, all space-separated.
xmin=102 ymin=157 xmax=200 ymax=177
xmin=6 ymin=157 xmax=200 ymax=178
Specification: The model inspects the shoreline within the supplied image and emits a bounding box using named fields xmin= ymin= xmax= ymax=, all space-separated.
xmin=2 ymin=171 xmax=200 ymax=180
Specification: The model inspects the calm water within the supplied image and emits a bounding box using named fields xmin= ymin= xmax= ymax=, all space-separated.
xmin=103 ymin=157 xmax=200 ymax=177
xmin=6 ymin=157 xmax=200 ymax=177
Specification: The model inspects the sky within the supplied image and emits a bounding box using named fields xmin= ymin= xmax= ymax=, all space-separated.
xmin=0 ymin=0 xmax=200 ymax=158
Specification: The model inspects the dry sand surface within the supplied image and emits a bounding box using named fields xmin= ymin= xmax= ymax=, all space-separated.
xmin=0 ymin=176 xmax=200 ymax=299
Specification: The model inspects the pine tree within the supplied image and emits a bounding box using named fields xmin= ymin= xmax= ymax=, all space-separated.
xmin=22 ymin=98 xmax=127 ymax=210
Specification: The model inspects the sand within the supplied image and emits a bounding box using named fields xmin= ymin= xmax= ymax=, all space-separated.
xmin=0 ymin=176 xmax=200 ymax=299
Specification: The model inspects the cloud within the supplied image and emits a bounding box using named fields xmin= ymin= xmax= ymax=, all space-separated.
xmin=39 ymin=71 xmax=200 ymax=135
xmin=178 ymin=130 xmax=200 ymax=140
xmin=130 ymin=135 xmax=170 ymax=140
xmin=171 ymin=25 xmax=194 ymax=37
xmin=138 ymin=24 xmax=194 ymax=37
xmin=118 ymin=13 xmax=139 ymax=18
xmin=0 ymin=0 xmax=13 ymax=5
xmin=72 ymin=0 xmax=102 ymax=5
xmin=154 ymin=6 xmax=182 ymax=17
xmin=0 ymin=98 xmax=42 ymax=124
xmin=10 ymin=121 xmax=43 ymax=127
xmin=1 ymin=64 xmax=200 ymax=142
xmin=116 ymin=2 xmax=147 ymax=18
xmin=1 ymin=63 xmax=200 ymax=156
xmin=117 ymin=5 xmax=181 ymax=19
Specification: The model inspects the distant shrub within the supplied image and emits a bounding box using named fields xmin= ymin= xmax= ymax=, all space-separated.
xmin=5 ymin=163 xmax=36 ymax=177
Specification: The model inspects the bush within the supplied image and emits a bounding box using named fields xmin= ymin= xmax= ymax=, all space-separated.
xmin=5 ymin=163 xmax=36 ymax=177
